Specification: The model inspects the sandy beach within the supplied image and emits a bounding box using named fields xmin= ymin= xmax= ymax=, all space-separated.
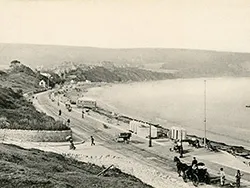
xmin=82 ymin=78 xmax=250 ymax=149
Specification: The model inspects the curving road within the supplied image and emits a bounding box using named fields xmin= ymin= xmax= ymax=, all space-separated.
xmin=35 ymin=91 xmax=250 ymax=187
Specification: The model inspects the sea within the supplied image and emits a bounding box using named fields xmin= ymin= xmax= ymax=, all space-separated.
xmin=86 ymin=77 xmax=250 ymax=149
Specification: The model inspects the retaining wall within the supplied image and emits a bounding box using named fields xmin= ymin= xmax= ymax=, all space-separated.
xmin=0 ymin=129 xmax=72 ymax=142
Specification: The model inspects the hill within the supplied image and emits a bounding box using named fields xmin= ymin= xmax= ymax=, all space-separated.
xmin=67 ymin=66 xmax=175 ymax=82
xmin=0 ymin=61 xmax=62 ymax=93
xmin=1 ymin=43 xmax=250 ymax=77
xmin=0 ymin=143 xmax=152 ymax=188
xmin=0 ymin=86 xmax=68 ymax=130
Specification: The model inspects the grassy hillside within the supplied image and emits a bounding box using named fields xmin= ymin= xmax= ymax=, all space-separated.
xmin=0 ymin=61 xmax=62 ymax=93
xmin=0 ymin=86 xmax=68 ymax=130
xmin=0 ymin=143 xmax=152 ymax=188
xmin=1 ymin=43 xmax=250 ymax=78
xmin=67 ymin=66 xmax=175 ymax=82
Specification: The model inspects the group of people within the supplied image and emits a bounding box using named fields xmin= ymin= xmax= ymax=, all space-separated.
xmin=190 ymin=157 xmax=244 ymax=187
xmin=219 ymin=167 xmax=244 ymax=187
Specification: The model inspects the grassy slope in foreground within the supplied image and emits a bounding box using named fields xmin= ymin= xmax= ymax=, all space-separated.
xmin=0 ymin=143 xmax=152 ymax=188
xmin=0 ymin=86 xmax=68 ymax=130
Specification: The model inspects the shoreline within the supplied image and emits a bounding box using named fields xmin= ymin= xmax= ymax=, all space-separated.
xmin=83 ymin=79 xmax=250 ymax=149
xmin=93 ymin=105 xmax=250 ymax=162
xmin=80 ymin=81 xmax=250 ymax=161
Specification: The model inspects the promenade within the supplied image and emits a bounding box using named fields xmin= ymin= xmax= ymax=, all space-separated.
xmin=32 ymin=91 xmax=250 ymax=187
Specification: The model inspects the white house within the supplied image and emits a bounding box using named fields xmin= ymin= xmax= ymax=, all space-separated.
xmin=39 ymin=80 xmax=46 ymax=88
xmin=85 ymin=80 xmax=91 ymax=84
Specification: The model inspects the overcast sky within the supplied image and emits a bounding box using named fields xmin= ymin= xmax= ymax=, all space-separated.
xmin=0 ymin=0 xmax=250 ymax=52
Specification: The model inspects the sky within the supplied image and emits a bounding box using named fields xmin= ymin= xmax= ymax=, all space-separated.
xmin=0 ymin=0 xmax=250 ymax=52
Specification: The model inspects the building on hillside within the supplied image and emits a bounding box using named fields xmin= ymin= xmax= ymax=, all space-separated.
xmin=85 ymin=80 xmax=91 ymax=84
xmin=40 ymin=72 xmax=51 ymax=78
xmin=39 ymin=80 xmax=46 ymax=88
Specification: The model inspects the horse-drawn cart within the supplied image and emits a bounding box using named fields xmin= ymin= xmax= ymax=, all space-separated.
xmin=115 ymin=132 xmax=132 ymax=144
xmin=174 ymin=157 xmax=210 ymax=186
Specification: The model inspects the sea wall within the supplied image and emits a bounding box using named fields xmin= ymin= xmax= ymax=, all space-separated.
xmin=0 ymin=129 xmax=72 ymax=142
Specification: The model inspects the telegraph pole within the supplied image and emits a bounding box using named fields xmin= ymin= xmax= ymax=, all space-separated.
xmin=149 ymin=124 xmax=152 ymax=147
xmin=204 ymin=80 xmax=207 ymax=147
xmin=47 ymin=76 xmax=49 ymax=89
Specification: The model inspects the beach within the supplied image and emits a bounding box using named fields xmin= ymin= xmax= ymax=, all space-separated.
xmin=83 ymin=77 xmax=250 ymax=149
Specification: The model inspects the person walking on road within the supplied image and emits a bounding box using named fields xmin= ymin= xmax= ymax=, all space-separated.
xmin=235 ymin=169 xmax=243 ymax=187
xmin=219 ymin=168 xmax=226 ymax=186
xmin=67 ymin=119 xmax=70 ymax=127
xmin=82 ymin=110 xmax=85 ymax=119
xmin=91 ymin=136 xmax=95 ymax=146
xmin=59 ymin=109 xmax=62 ymax=116
xmin=69 ymin=139 xmax=76 ymax=150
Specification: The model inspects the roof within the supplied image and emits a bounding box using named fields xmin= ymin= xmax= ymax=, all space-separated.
xmin=40 ymin=72 xmax=51 ymax=78
xmin=77 ymin=97 xmax=96 ymax=102
xmin=171 ymin=126 xmax=186 ymax=131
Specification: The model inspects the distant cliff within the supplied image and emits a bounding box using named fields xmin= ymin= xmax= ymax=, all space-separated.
xmin=1 ymin=43 xmax=250 ymax=78
xmin=66 ymin=66 xmax=175 ymax=83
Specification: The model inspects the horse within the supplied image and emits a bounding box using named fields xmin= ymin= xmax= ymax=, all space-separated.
xmin=174 ymin=156 xmax=190 ymax=178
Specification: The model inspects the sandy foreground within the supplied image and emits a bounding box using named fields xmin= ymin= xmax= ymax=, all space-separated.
xmin=1 ymin=140 xmax=213 ymax=188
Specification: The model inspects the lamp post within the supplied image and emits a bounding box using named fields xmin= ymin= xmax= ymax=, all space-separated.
xmin=204 ymin=80 xmax=207 ymax=147
xmin=180 ymin=128 xmax=183 ymax=146
xmin=149 ymin=123 xmax=152 ymax=147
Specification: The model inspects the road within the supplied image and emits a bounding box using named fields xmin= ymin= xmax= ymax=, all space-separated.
xmin=35 ymin=91 xmax=250 ymax=188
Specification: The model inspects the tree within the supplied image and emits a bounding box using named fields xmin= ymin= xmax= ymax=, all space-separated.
xmin=10 ymin=60 xmax=21 ymax=69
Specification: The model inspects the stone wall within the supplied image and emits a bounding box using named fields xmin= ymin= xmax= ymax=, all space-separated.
xmin=0 ymin=129 xmax=72 ymax=142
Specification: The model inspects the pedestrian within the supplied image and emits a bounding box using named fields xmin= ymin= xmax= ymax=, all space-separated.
xmin=219 ymin=168 xmax=226 ymax=186
xmin=91 ymin=136 xmax=95 ymax=146
xmin=67 ymin=119 xmax=70 ymax=126
xmin=235 ymin=169 xmax=243 ymax=188
xmin=192 ymin=157 xmax=198 ymax=166
xmin=59 ymin=109 xmax=62 ymax=116
xmin=82 ymin=110 xmax=85 ymax=119
xmin=179 ymin=145 xmax=184 ymax=158
xmin=196 ymin=139 xmax=200 ymax=148
xmin=177 ymin=141 xmax=183 ymax=158
xmin=69 ymin=139 xmax=76 ymax=150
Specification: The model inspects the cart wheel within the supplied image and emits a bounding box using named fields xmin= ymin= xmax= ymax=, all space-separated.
xmin=182 ymin=171 xmax=187 ymax=182
xmin=192 ymin=174 xmax=199 ymax=187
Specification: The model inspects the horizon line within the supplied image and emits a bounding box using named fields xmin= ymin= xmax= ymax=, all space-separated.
xmin=1 ymin=42 xmax=250 ymax=54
